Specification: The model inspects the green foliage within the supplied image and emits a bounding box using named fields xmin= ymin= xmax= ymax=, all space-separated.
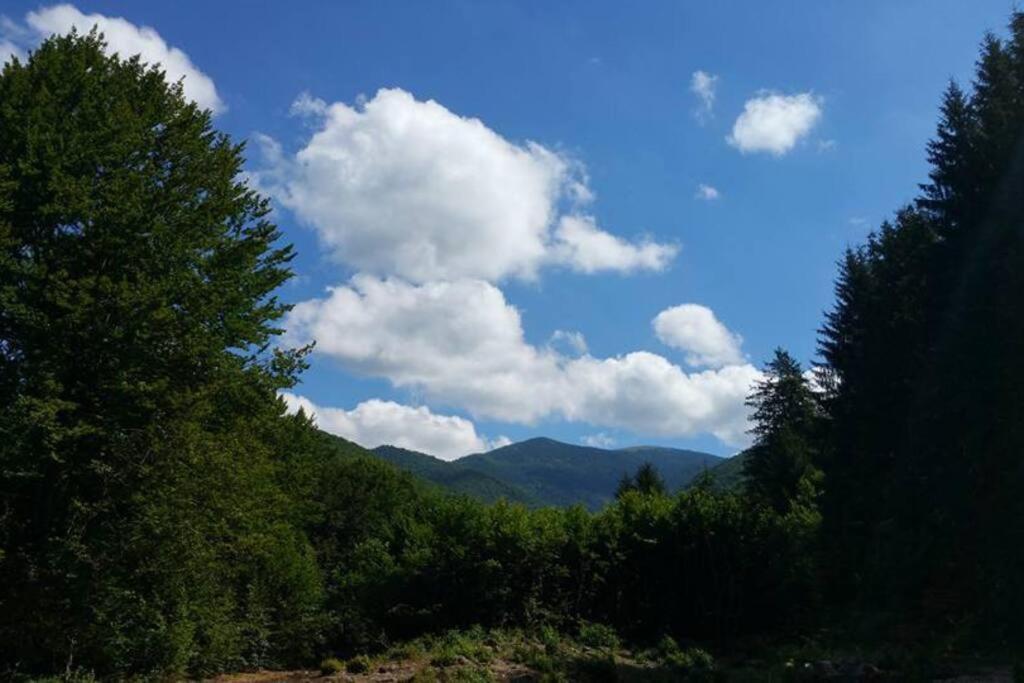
xmin=615 ymin=461 xmax=667 ymax=499
xmin=319 ymin=657 xmax=344 ymax=675
xmin=744 ymin=348 xmax=822 ymax=514
xmin=345 ymin=654 xmax=373 ymax=673
xmin=0 ymin=30 xmax=316 ymax=677
xmin=578 ymin=622 xmax=620 ymax=650
xmin=661 ymin=643 xmax=714 ymax=679
xmin=373 ymin=444 xmax=537 ymax=505
xmin=437 ymin=437 xmax=719 ymax=509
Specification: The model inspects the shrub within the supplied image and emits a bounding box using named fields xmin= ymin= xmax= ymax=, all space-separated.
xmin=578 ymin=622 xmax=620 ymax=650
xmin=345 ymin=654 xmax=373 ymax=673
xmin=319 ymin=657 xmax=344 ymax=675
xmin=664 ymin=647 xmax=715 ymax=676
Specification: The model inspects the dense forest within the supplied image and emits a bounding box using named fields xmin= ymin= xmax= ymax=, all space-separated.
xmin=1 ymin=13 xmax=1023 ymax=681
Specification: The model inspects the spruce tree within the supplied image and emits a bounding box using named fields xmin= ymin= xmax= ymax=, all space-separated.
xmin=818 ymin=11 xmax=1024 ymax=639
xmin=743 ymin=349 xmax=819 ymax=514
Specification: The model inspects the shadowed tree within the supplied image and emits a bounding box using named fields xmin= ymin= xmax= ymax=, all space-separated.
xmin=0 ymin=31 xmax=318 ymax=675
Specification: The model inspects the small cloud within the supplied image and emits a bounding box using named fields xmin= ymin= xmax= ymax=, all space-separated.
xmin=486 ymin=435 xmax=513 ymax=450
xmin=582 ymin=432 xmax=616 ymax=448
xmin=549 ymin=329 xmax=588 ymax=356
xmin=695 ymin=183 xmax=720 ymax=201
xmin=290 ymin=91 xmax=328 ymax=118
xmin=727 ymin=91 xmax=823 ymax=156
xmin=690 ymin=70 xmax=718 ymax=123
xmin=817 ymin=139 xmax=837 ymax=152
xmin=653 ymin=303 xmax=745 ymax=369
xmin=280 ymin=392 xmax=501 ymax=461
xmin=848 ymin=216 xmax=869 ymax=228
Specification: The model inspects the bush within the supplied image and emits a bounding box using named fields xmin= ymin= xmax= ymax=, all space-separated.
xmin=345 ymin=654 xmax=373 ymax=673
xmin=664 ymin=647 xmax=715 ymax=676
xmin=578 ymin=622 xmax=620 ymax=650
xmin=319 ymin=657 xmax=344 ymax=675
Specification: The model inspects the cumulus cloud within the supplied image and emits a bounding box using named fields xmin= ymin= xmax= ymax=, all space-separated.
xmin=694 ymin=184 xmax=720 ymax=201
xmin=727 ymin=92 xmax=822 ymax=155
xmin=690 ymin=70 xmax=718 ymax=121
xmin=256 ymin=88 xmax=674 ymax=282
xmin=552 ymin=215 xmax=676 ymax=274
xmin=285 ymin=276 xmax=760 ymax=446
xmin=653 ymin=303 xmax=745 ymax=369
xmin=280 ymin=392 xmax=505 ymax=461
xmin=20 ymin=4 xmax=224 ymax=113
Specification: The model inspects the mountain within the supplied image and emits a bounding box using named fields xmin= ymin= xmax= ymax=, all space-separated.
xmin=704 ymin=450 xmax=748 ymax=491
xmin=373 ymin=445 xmax=536 ymax=505
xmin=372 ymin=437 xmax=722 ymax=510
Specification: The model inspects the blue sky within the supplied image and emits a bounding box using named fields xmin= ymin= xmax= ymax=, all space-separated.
xmin=1 ymin=1 xmax=1014 ymax=458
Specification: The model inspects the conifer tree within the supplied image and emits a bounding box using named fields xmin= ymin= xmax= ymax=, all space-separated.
xmin=743 ymin=349 xmax=820 ymax=514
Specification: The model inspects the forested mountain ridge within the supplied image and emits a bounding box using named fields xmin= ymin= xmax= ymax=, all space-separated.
xmin=370 ymin=444 xmax=538 ymax=505
xmin=372 ymin=437 xmax=722 ymax=509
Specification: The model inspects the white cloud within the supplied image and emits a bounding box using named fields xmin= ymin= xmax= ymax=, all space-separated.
xmin=550 ymin=330 xmax=588 ymax=356
xmin=582 ymin=432 xmax=616 ymax=448
xmin=552 ymin=215 xmax=676 ymax=275
xmin=0 ymin=39 xmax=22 ymax=64
xmin=257 ymin=88 xmax=674 ymax=282
xmin=285 ymin=276 xmax=760 ymax=446
xmin=727 ymin=92 xmax=822 ymax=155
xmin=694 ymin=183 xmax=720 ymax=201
xmin=653 ymin=303 xmax=745 ymax=369
xmin=0 ymin=16 xmax=27 ymax=64
xmin=280 ymin=392 xmax=504 ymax=461
xmin=690 ymin=70 xmax=718 ymax=121
xmin=285 ymin=275 xmax=563 ymax=423
xmin=23 ymin=4 xmax=224 ymax=113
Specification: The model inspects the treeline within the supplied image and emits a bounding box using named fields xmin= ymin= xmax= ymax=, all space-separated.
xmin=814 ymin=13 xmax=1024 ymax=644
xmin=1 ymin=13 xmax=1023 ymax=678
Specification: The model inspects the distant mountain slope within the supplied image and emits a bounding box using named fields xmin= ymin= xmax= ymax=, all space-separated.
xmin=371 ymin=437 xmax=721 ymax=510
xmin=373 ymin=445 xmax=536 ymax=505
xmin=459 ymin=438 xmax=722 ymax=509
xmin=703 ymin=450 xmax=748 ymax=491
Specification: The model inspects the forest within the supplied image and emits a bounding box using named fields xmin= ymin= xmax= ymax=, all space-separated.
xmin=1 ymin=11 xmax=1024 ymax=682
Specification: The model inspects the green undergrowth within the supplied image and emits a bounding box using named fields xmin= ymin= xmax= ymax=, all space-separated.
xmin=317 ymin=623 xmax=721 ymax=681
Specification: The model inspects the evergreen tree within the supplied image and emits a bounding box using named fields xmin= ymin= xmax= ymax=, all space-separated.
xmin=818 ymin=11 xmax=1024 ymax=639
xmin=615 ymin=462 xmax=667 ymax=498
xmin=743 ymin=349 xmax=820 ymax=514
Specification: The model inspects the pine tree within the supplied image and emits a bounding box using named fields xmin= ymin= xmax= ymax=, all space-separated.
xmin=743 ymin=349 xmax=820 ymax=514
xmin=817 ymin=11 xmax=1024 ymax=639
xmin=615 ymin=462 xmax=667 ymax=498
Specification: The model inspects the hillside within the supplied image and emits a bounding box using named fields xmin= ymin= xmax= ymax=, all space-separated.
xmin=705 ymin=450 xmax=748 ymax=491
xmin=373 ymin=445 xmax=537 ymax=505
xmin=370 ymin=437 xmax=722 ymax=510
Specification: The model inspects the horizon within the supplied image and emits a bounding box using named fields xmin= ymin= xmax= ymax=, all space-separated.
xmin=374 ymin=434 xmax=730 ymax=460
